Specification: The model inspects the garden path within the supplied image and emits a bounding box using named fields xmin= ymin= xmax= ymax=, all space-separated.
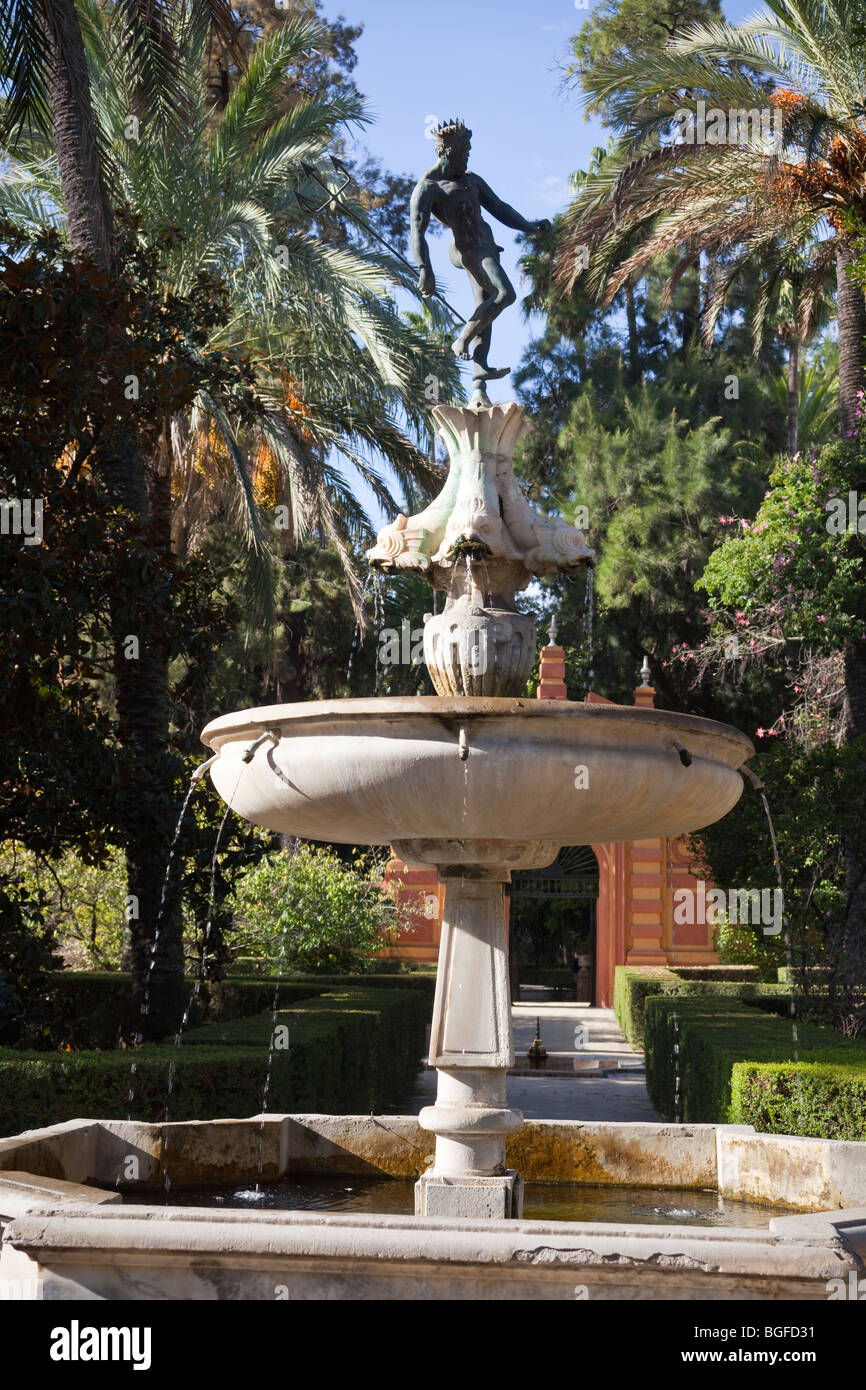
xmin=405 ymin=1001 xmax=660 ymax=1122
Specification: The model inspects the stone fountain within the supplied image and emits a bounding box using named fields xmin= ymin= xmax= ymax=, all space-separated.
xmin=198 ymin=121 xmax=758 ymax=1219
xmin=198 ymin=393 xmax=752 ymax=1222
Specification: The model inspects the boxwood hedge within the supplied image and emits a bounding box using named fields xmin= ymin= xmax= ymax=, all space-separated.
xmin=645 ymin=994 xmax=866 ymax=1137
xmin=0 ymin=987 xmax=428 ymax=1137
xmin=613 ymin=965 xmax=787 ymax=1045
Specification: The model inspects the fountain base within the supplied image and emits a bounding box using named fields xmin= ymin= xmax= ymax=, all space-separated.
xmin=415 ymin=1170 xmax=524 ymax=1220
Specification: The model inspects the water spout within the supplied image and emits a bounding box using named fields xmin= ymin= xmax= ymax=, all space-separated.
xmin=192 ymin=752 xmax=220 ymax=782
xmin=458 ymin=727 xmax=469 ymax=761
xmin=670 ymin=740 xmax=692 ymax=767
xmin=242 ymin=729 xmax=280 ymax=763
xmin=738 ymin=762 xmax=765 ymax=794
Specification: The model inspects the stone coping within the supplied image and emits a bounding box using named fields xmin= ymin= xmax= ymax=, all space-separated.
xmin=2 ymin=1201 xmax=864 ymax=1302
xmin=201 ymin=696 xmax=753 ymax=761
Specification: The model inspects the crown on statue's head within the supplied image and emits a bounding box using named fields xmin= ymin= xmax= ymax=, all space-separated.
xmin=432 ymin=118 xmax=472 ymax=150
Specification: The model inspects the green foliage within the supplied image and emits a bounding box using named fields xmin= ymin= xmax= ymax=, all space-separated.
xmin=0 ymin=987 xmax=428 ymax=1136
xmin=523 ymin=379 xmax=767 ymax=709
xmin=233 ymin=843 xmax=408 ymax=973
xmin=732 ymin=1061 xmax=866 ymax=1140
xmin=0 ymin=877 xmax=62 ymax=1046
xmin=613 ymin=965 xmax=781 ymax=1045
xmin=270 ymin=972 xmax=437 ymax=999
xmin=2 ymin=13 xmax=460 ymax=618
xmin=758 ymin=346 xmax=839 ymax=461
xmin=567 ymin=0 xmax=722 ymax=123
xmin=644 ymin=994 xmax=866 ymax=1133
xmin=714 ymin=921 xmax=784 ymax=978
xmin=692 ymin=735 xmax=866 ymax=1009
xmin=700 ymin=440 xmax=866 ymax=654
xmin=0 ymin=225 xmax=246 ymax=863
xmin=0 ymin=845 xmax=127 ymax=970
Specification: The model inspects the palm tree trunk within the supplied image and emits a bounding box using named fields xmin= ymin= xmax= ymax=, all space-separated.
xmin=836 ymin=242 xmax=866 ymax=439
xmin=40 ymin=0 xmax=113 ymax=268
xmin=38 ymin=3 xmax=185 ymax=1033
xmin=625 ymin=280 xmax=640 ymax=384
xmin=117 ymin=435 xmax=185 ymax=1037
xmin=787 ymin=337 xmax=799 ymax=455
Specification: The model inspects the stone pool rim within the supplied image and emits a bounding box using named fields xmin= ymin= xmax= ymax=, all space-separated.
xmin=2 ymin=1116 xmax=864 ymax=1300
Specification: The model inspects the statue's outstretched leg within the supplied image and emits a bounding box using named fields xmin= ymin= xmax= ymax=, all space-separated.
xmin=472 ymin=327 xmax=508 ymax=381
xmin=452 ymin=255 xmax=513 ymax=377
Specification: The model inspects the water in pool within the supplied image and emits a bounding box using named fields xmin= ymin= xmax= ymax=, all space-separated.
xmin=125 ymin=1176 xmax=781 ymax=1227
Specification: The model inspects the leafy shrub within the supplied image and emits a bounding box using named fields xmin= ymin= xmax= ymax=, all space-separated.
xmin=0 ymin=845 xmax=126 ymax=971
xmin=233 ymin=844 xmax=410 ymax=973
xmin=732 ymin=1062 xmax=866 ymax=1140
xmin=670 ymin=966 xmax=761 ymax=982
xmin=0 ymin=876 xmax=63 ymax=1046
xmin=713 ymin=921 xmax=783 ymax=979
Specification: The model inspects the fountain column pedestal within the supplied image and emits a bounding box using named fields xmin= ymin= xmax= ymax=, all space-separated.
xmin=394 ymin=858 xmax=526 ymax=1218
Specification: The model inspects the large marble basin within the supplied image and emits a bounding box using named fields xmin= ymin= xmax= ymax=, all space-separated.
xmin=201 ymin=697 xmax=753 ymax=859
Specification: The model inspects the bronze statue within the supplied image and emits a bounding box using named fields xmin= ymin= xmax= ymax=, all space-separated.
xmin=410 ymin=119 xmax=550 ymax=401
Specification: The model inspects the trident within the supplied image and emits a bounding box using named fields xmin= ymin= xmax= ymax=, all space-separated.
xmin=294 ymin=155 xmax=467 ymax=324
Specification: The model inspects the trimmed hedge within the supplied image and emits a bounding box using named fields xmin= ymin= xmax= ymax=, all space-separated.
xmin=732 ymin=1062 xmax=866 ymax=1141
xmin=613 ymin=965 xmax=788 ymax=1046
xmin=290 ymin=973 xmax=437 ymax=1002
xmin=40 ymin=972 xmax=327 ymax=1048
xmin=0 ymin=988 xmax=428 ymax=1136
xmin=48 ymin=972 xmax=131 ymax=1049
xmin=645 ymin=994 xmax=866 ymax=1137
xmin=614 ymin=966 xmax=679 ymax=1045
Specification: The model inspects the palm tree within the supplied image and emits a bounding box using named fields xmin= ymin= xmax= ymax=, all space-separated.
xmin=1 ymin=0 xmax=249 ymax=1032
xmin=704 ymin=240 xmax=836 ymax=453
xmin=6 ymin=10 xmax=457 ymax=613
xmin=758 ymin=344 xmax=839 ymax=459
xmin=0 ymin=0 xmax=242 ymax=265
xmin=554 ymin=0 xmax=866 ymax=435
xmin=552 ymin=0 xmax=866 ymax=974
xmin=3 ymin=6 xmax=460 ymax=1029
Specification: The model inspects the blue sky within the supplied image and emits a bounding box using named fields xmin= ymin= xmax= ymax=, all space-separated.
xmin=338 ymin=0 xmax=757 ymax=516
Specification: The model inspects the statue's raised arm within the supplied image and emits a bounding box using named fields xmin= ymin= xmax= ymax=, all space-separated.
xmin=410 ymin=119 xmax=549 ymax=402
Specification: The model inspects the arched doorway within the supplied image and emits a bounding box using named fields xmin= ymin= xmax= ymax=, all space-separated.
xmin=506 ymin=846 xmax=600 ymax=1002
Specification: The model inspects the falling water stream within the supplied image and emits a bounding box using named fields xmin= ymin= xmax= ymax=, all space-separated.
xmin=255 ymin=835 xmax=302 ymax=1191
xmin=345 ymin=572 xmax=374 ymax=687
xmin=758 ymin=789 xmax=798 ymax=1065
xmin=162 ymin=760 xmax=248 ymax=1193
xmin=372 ymin=572 xmax=387 ymax=693
xmin=126 ymin=775 xmax=199 ymax=1123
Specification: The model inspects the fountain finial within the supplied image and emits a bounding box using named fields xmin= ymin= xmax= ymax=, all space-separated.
xmin=367 ymin=404 xmax=594 ymax=695
xmin=640 ymin=654 xmax=652 ymax=687
xmin=548 ymin=614 xmax=558 ymax=647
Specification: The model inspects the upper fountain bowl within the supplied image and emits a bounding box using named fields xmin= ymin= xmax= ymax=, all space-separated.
xmin=201 ymin=698 xmax=753 ymax=869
